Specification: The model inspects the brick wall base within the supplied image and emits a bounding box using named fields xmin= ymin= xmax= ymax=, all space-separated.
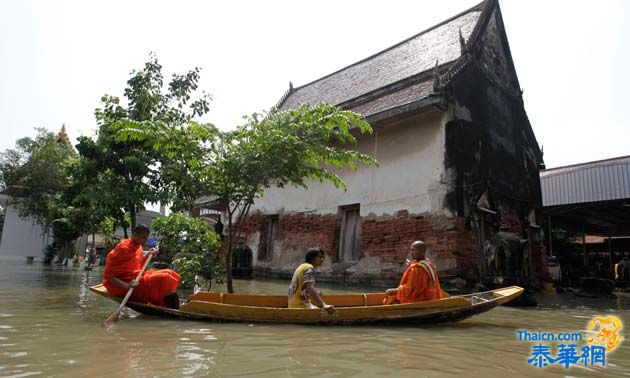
xmin=241 ymin=210 xmax=482 ymax=288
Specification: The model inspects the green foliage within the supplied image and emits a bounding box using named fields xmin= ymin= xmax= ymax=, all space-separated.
xmin=550 ymin=227 xmax=580 ymax=253
xmin=51 ymin=216 xmax=79 ymax=242
xmin=0 ymin=128 xmax=117 ymax=262
xmin=100 ymin=216 xmax=116 ymax=249
xmin=172 ymin=253 xmax=221 ymax=290
xmin=551 ymin=228 xmax=568 ymax=242
xmin=212 ymin=103 xmax=377 ymax=292
xmin=119 ymin=102 xmax=377 ymax=292
xmin=151 ymin=213 xmax=222 ymax=288
xmin=0 ymin=128 xmax=76 ymax=230
xmin=43 ymin=244 xmax=59 ymax=265
xmin=210 ymin=103 xmax=377 ymax=200
xmin=1 ymin=56 xmax=377 ymax=293
xmin=77 ymin=53 xmax=212 ymax=226
xmin=65 ymin=145 xmax=126 ymax=237
xmin=114 ymin=120 xmax=219 ymax=212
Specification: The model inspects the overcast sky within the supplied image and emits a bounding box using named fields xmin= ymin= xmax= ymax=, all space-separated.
xmin=1 ymin=0 xmax=628 ymax=169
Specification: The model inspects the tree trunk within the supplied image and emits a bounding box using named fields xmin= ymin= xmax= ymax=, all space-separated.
xmin=120 ymin=215 xmax=129 ymax=238
xmin=130 ymin=204 xmax=137 ymax=229
xmin=63 ymin=241 xmax=70 ymax=264
xmin=225 ymin=210 xmax=234 ymax=293
xmin=88 ymin=232 xmax=96 ymax=267
xmin=55 ymin=241 xmax=65 ymax=264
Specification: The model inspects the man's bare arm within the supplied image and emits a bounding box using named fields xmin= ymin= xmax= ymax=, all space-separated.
xmin=304 ymin=283 xmax=335 ymax=314
xmin=108 ymin=277 xmax=137 ymax=291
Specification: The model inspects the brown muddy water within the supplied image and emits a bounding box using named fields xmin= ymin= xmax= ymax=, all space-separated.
xmin=0 ymin=260 xmax=629 ymax=378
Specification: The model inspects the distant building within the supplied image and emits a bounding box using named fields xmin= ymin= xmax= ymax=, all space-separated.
xmin=0 ymin=190 xmax=50 ymax=261
xmin=0 ymin=123 xmax=73 ymax=262
xmin=541 ymin=155 xmax=630 ymax=283
xmin=237 ymin=0 xmax=545 ymax=287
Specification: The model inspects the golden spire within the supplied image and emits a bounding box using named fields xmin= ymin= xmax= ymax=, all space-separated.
xmin=56 ymin=124 xmax=73 ymax=150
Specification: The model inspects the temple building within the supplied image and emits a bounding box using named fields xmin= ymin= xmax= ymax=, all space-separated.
xmin=234 ymin=0 xmax=546 ymax=288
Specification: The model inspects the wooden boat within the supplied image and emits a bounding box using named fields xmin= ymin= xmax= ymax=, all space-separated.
xmin=90 ymin=284 xmax=523 ymax=325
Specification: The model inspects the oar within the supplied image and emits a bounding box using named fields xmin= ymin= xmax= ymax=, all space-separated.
xmin=104 ymin=253 xmax=153 ymax=325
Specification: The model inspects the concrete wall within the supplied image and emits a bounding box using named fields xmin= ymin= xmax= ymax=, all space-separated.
xmin=251 ymin=110 xmax=448 ymax=217
xmin=0 ymin=201 xmax=50 ymax=261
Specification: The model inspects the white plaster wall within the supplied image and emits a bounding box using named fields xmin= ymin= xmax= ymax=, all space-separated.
xmin=251 ymin=110 xmax=450 ymax=217
xmin=0 ymin=203 xmax=50 ymax=261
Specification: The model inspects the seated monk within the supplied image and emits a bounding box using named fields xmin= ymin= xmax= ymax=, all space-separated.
xmin=383 ymin=240 xmax=445 ymax=305
xmin=103 ymin=224 xmax=181 ymax=309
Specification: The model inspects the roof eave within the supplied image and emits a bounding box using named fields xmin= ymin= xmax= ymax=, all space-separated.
xmin=365 ymin=94 xmax=446 ymax=125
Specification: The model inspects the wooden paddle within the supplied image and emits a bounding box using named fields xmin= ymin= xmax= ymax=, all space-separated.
xmin=104 ymin=253 xmax=153 ymax=325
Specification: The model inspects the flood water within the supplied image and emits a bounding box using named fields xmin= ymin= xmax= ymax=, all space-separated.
xmin=0 ymin=260 xmax=629 ymax=378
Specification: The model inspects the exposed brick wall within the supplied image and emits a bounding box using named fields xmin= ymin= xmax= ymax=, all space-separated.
xmin=276 ymin=213 xmax=339 ymax=257
xmin=235 ymin=213 xmax=265 ymax=234
xmin=242 ymin=209 xmax=481 ymax=286
xmin=236 ymin=207 xmax=551 ymax=289
xmin=361 ymin=211 xmax=478 ymax=281
xmin=241 ymin=212 xmax=338 ymax=259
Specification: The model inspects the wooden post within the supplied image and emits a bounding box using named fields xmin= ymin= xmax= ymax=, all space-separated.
xmin=548 ymin=216 xmax=553 ymax=256
xmin=608 ymin=236 xmax=614 ymax=278
xmin=527 ymin=227 xmax=534 ymax=281
xmin=582 ymin=224 xmax=588 ymax=267
xmin=479 ymin=214 xmax=486 ymax=281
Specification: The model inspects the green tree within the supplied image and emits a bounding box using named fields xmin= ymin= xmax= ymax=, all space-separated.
xmin=100 ymin=216 xmax=116 ymax=251
xmin=121 ymin=103 xmax=377 ymax=292
xmin=77 ymin=53 xmax=212 ymax=228
xmin=50 ymin=213 xmax=81 ymax=262
xmin=115 ymin=120 xmax=219 ymax=212
xmin=151 ymin=213 xmax=221 ymax=289
xmin=210 ymin=104 xmax=377 ymax=292
xmin=0 ymin=128 xmax=76 ymax=231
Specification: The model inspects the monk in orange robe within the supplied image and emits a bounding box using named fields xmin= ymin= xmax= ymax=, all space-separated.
xmin=103 ymin=224 xmax=181 ymax=309
xmin=383 ymin=240 xmax=445 ymax=305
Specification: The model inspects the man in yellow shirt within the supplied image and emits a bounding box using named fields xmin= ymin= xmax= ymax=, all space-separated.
xmin=288 ymin=247 xmax=335 ymax=314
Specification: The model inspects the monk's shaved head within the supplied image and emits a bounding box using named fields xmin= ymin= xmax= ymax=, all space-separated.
xmin=410 ymin=240 xmax=426 ymax=260
xmin=133 ymin=224 xmax=150 ymax=236
xmin=411 ymin=241 xmax=426 ymax=252
xmin=131 ymin=224 xmax=151 ymax=245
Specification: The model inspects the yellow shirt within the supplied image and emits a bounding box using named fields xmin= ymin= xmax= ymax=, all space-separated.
xmin=288 ymin=263 xmax=316 ymax=308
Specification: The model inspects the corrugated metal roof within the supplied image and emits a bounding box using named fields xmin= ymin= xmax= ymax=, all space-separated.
xmin=540 ymin=156 xmax=630 ymax=206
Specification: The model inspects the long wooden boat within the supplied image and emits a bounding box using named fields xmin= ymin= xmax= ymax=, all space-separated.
xmin=90 ymin=284 xmax=523 ymax=325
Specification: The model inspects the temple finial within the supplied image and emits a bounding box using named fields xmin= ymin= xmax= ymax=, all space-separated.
xmin=459 ymin=28 xmax=467 ymax=54
xmin=432 ymin=59 xmax=441 ymax=92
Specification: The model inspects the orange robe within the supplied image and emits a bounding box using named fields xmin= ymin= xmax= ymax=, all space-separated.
xmin=103 ymin=239 xmax=180 ymax=307
xmin=384 ymin=258 xmax=443 ymax=305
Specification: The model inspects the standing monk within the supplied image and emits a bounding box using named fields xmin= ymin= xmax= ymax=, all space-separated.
xmin=383 ymin=241 xmax=444 ymax=305
xmin=103 ymin=224 xmax=181 ymax=309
